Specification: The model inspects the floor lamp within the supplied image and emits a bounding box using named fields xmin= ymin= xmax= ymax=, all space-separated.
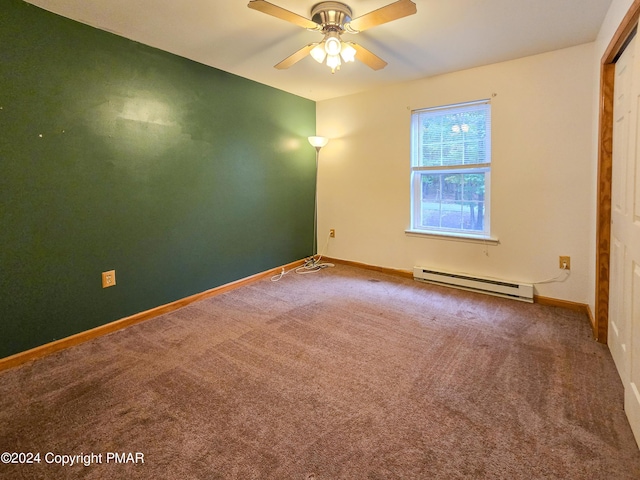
xmin=308 ymin=136 xmax=329 ymax=262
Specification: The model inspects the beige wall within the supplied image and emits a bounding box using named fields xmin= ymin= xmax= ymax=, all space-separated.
xmin=316 ymin=43 xmax=595 ymax=303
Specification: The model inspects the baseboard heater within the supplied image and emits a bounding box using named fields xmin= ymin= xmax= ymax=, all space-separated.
xmin=413 ymin=267 xmax=534 ymax=303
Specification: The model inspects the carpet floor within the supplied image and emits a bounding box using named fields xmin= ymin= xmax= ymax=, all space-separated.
xmin=1 ymin=264 xmax=639 ymax=479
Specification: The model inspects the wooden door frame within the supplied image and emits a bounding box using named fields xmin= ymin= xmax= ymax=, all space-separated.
xmin=595 ymin=0 xmax=640 ymax=343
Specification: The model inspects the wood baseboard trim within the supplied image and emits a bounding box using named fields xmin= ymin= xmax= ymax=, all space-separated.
xmin=0 ymin=259 xmax=305 ymax=373
xmin=323 ymin=257 xmax=414 ymax=279
xmin=586 ymin=303 xmax=596 ymax=333
xmin=1 ymin=259 xmax=594 ymax=372
xmin=327 ymin=258 xmax=591 ymax=315
xmin=534 ymin=295 xmax=590 ymax=314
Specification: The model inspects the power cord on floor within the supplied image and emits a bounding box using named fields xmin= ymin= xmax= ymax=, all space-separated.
xmin=271 ymin=232 xmax=334 ymax=282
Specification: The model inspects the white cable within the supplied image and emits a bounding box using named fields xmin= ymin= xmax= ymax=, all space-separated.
xmin=532 ymin=269 xmax=570 ymax=285
xmin=271 ymin=231 xmax=334 ymax=281
xmin=271 ymin=267 xmax=287 ymax=282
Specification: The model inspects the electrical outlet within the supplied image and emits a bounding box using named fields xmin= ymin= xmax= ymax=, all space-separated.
xmin=102 ymin=270 xmax=116 ymax=288
xmin=559 ymin=256 xmax=570 ymax=270
xmin=330 ymin=229 xmax=335 ymax=238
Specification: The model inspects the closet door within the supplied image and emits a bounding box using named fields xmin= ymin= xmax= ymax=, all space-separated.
xmin=609 ymin=36 xmax=634 ymax=385
xmin=610 ymin=33 xmax=640 ymax=446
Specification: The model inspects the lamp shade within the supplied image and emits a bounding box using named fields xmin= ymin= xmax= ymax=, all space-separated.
xmin=340 ymin=42 xmax=356 ymax=63
xmin=310 ymin=43 xmax=327 ymax=63
xmin=326 ymin=54 xmax=341 ymax=73
xmin=308 ymin=136 xmax=329 ymax=148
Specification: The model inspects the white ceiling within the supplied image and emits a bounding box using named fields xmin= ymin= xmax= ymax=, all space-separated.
xmin=25 ymin=0 xmax=612 ymax=101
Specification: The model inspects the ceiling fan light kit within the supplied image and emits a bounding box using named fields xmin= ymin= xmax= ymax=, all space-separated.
xmin=308 ymin=38 xmax=357 ymax=73
xmin=247 ymin=0 xmax=417 ymax=73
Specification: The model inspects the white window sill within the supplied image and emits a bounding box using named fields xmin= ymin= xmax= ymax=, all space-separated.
xmin=405 ymin=229 xmax=500 ymax=245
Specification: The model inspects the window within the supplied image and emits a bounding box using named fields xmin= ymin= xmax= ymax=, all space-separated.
xmin=410 ymin=99 xmax=491 ymax=238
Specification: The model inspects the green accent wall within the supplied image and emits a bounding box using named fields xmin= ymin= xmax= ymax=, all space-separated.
xmin=0 ymin=1 xmax=316 ymax=358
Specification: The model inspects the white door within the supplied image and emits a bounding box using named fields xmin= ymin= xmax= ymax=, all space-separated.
xmin=610 ymin=33 xmax=640 ymax=447
xmin=610 ymin=36 xmax=633 ymax=385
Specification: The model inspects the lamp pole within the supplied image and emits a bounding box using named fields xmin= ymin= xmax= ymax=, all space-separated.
xmin=308 ymin=136 xmax=329 ymax=262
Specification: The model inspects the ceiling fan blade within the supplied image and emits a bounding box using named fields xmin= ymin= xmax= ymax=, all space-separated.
xmin=274 ymin=43 xmax=317 ymax=69
xmin=346 ymin=0 xmax=417 ymax=33
xmin=350 ymin=43 xmax=388 ymax=70
xmin=248 ymin=1 xmax=319 ymax=30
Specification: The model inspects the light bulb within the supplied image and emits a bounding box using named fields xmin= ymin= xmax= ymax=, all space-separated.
xmin=324 ymin=32 xmax=342 ymax=56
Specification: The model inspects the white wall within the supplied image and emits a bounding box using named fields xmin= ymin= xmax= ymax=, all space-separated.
xmin=316 ymin=43 xmax=595 ymax=303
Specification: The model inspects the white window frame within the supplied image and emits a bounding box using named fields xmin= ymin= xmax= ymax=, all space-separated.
xmin=408 ymin=99 xmax=492 ymax=241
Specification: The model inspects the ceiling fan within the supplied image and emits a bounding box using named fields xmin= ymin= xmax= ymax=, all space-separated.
xmin=247 ymin=0 xmax=417 ymax=73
